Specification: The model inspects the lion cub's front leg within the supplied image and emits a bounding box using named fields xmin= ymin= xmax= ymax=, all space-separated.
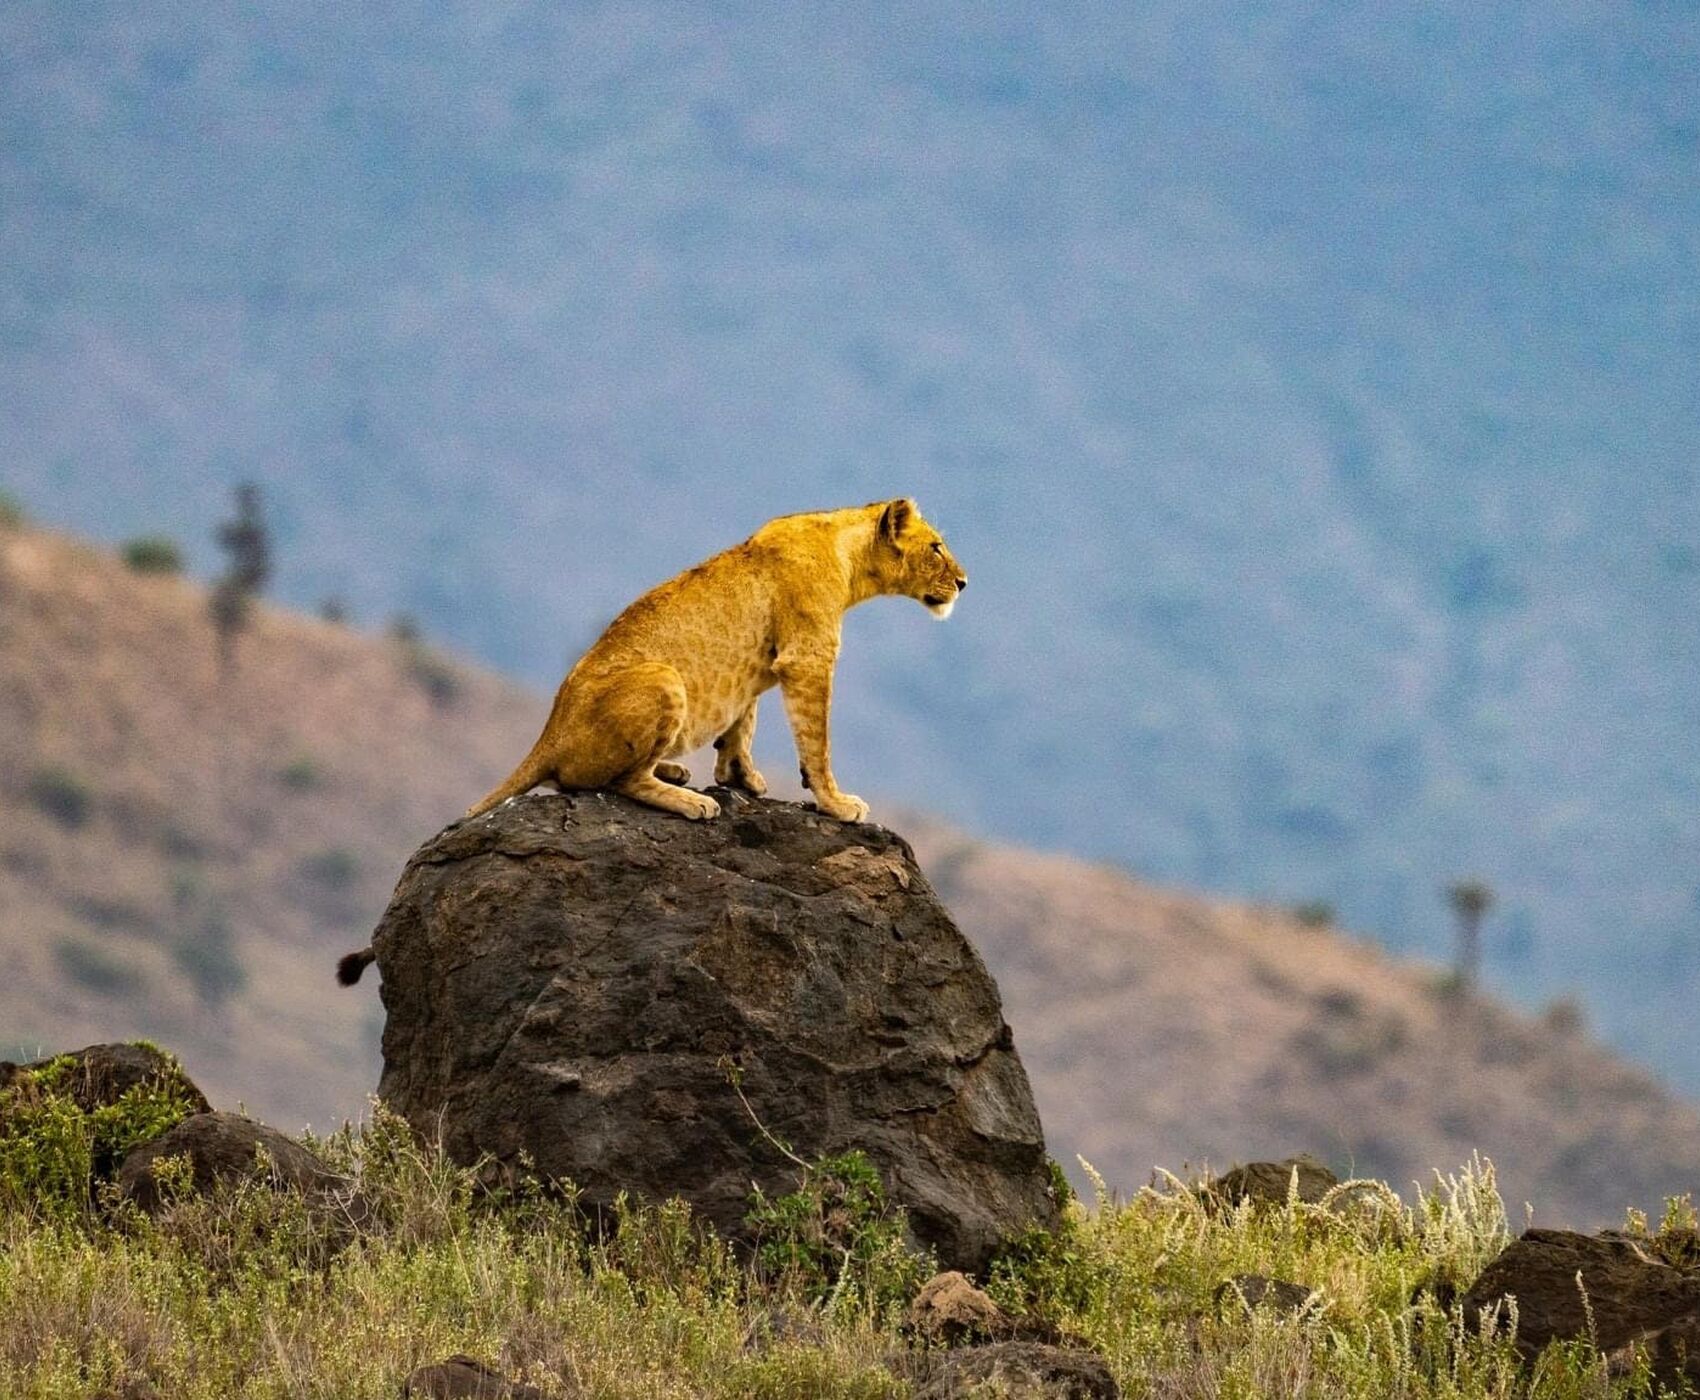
xmin=713 ymin=703 xmax=767 ymax=795
xmin=775 ymin=643 xmax=868 ymax=823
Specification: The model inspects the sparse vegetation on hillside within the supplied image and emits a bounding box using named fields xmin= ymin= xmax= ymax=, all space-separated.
xmin=389 ymin=612 xmax=464 ymax=706
xmin=299 ymin=846 xmax=359 ymax=889
xmin=120 ymin=535 xmax=184 ymax=575
xmin=0 ymin=490 xmax=23 ymax=528
xmin=25 ymin=765 xmax=93 ymax=829
xmin=277 ymin=753 xmax=323 ymax=791
xmin=169 ymin=910 xmax=247 ymax=1010
xmin=51 ymin=938 xmax=141 ymax=998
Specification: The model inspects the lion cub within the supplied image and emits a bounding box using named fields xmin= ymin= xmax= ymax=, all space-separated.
xmin=466 ymin=498 xmax=967 ymax=824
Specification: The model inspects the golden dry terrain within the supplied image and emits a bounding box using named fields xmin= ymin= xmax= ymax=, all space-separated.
xmin=2 ymin=522 xmax=1694 ymax=1226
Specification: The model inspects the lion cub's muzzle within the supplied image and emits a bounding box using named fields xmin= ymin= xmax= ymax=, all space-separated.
xmin=924 ymin=573 xmax=967 ymax=618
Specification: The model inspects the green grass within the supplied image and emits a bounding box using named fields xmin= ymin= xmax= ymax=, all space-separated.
xmin=0 ymin=1090 xmax=1689 ymax=1398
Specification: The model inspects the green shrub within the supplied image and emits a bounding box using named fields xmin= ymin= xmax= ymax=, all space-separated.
xmin=120 ymin=535 xmax=185 ymax=574
xmin=0 ymin=489 xmax=22 ymax=528
xmin=745 ymin=1150 xmax=930 ymax=1311
xmin=277 ymin=754 xmax=323 ymax=791
xmin=53 ymin=938 xmax=141 ymax=997
xmin=0 ymin=1048 xmax=199 ymax=1218
xmin=1292 ymin=900 xmax=1336 ymax=928
xmin=26 ymin=765 xmax=92 ymax=828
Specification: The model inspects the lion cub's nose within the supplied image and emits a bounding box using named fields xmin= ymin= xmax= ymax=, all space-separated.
xmin=955 ymin=575 xmax=968 ymax=592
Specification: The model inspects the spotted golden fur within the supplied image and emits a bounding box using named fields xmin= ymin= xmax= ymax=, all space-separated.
xmin=465 ymin=499 xmax=967 ymax=824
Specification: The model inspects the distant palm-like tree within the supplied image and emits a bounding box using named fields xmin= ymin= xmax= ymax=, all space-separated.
xmin=1446 ymin=879 xmax=1495 ymax=989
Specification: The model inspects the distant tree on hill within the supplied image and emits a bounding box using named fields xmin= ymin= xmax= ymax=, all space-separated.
xmin=318 ymin=595 xmax=349 ymax=624
xmin=1445 ymin=879 xmax=1495 ymax=989
xmin=208 ymin=483 xmax=272 ymax=673
xmin=0 ymin=489 xmax=23 ymax=528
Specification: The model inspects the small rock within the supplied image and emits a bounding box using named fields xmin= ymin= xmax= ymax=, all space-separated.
xmin=116 ymin=1111 xmax=342 ymax=1213
xmin=1215 ymin=1273 xmax=1316 ymax=1316
xmin=908 ymin=1271 xmax=1014 ymax=1343
xmin=1460 ymin=1229 xmax=1700 ymax=1355
xmin=403 ymin=1355 xmax=556 ymax=1399
xmin=0 ymin=1042 xmax=210 ymax=1119
xmin=902 ymin=1341 xmax=1119 ymax=1399
xmin=1203 ymin=1155 xmax=1338 ymax=1209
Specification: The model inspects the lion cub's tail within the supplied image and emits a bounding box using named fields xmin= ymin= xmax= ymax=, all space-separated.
xmin=463 ymin=741 xmax=553 ymax=821
xmin=336 ymin=947 xmax=376 ymax=986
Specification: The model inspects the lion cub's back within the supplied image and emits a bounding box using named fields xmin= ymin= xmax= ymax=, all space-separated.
xmin=581 ymin=538 xmax=778 ymax=693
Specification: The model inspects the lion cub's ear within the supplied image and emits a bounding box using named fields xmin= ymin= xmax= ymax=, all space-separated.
xmin=879 ymin=498 xmax=917 ymax=542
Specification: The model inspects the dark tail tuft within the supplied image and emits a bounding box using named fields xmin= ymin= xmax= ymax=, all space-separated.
xmin=336 ymin=947 xmax=376 ymax=986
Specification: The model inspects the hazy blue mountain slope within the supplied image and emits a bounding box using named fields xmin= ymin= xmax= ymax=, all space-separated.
xmin=2 ymin=5 xmax=1696 ymax=1078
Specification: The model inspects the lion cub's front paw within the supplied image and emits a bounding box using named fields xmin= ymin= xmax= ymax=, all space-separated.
xmin=816 ymin=792 xmax=869 ymax=823
xmin=679 ymin=790 xmax=721 ymax=820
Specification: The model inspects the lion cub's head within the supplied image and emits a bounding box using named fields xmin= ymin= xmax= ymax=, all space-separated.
xmin=870 ymin=498 xmax=968 ymax=619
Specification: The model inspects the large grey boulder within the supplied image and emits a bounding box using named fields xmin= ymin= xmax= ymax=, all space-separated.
xmin=368 ymin=790 xmax=1060 ymax=1272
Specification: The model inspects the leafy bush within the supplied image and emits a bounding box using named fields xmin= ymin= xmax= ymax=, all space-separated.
xmin=0 ymin=489 xmax=22 ymax=528
xmin=53 ymin=938 xmax=141 ymax=997
xmin=120 ymin=535 xmax=185 ymax=574
xmin=26 ymin=765 xmax=92 ymax=828
xmin=0 ymin=1048 xmax=200 ymax=1219
xmin=745 ymin=1150 xmax=930 ymax=1311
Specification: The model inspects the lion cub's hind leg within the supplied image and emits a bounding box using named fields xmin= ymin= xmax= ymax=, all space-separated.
xmin=713 ymin=703 xmax=768 ymax=795
xmin=565 ymin=661 xmax=719 ymax=820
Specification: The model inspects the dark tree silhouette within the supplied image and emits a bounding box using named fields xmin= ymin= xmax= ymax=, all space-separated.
xmin=1446 ymin=879 xmax=1495 ymax=989
xmin=209 ymin=482 xmax=272 ymax=673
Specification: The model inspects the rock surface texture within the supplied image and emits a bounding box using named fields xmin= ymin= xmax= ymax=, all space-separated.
xmin=370 ymin=791 xmax=1060 ymax=1273
xmin=1460 ymin=1229 xmax=1700 ymax=1355
xmin=116 ymin=1111 xmax=342 ymax=1214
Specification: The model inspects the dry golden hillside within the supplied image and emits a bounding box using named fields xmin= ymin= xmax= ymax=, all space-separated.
xmin=2 ymin=522 xmax=1694 ymax=1226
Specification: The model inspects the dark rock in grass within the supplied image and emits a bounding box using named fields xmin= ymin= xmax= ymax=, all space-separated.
xmin=0 ymin=1042 xmax=210 ymax=1119
xmin=901 ymin=1341 xmax=1119 ymax=1398
xmin=1615 ymin=1311 xmax=1700 ymax=1390
xmin=116 ymin=1111 xmax=340 ymax=1213
xmin=1460 ymin=1228 xmax=1700 ymax=1355
xmin=1202 ymin=1155 xmax=1339 ymax=1209
xmin=1215 ymin=1273 xmax=1316 ymax=1317
xmin=403 ymin=1355 xmax=558 ymax=1399
xmin=368 ymin=791 xmax=1059 ymax=1273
